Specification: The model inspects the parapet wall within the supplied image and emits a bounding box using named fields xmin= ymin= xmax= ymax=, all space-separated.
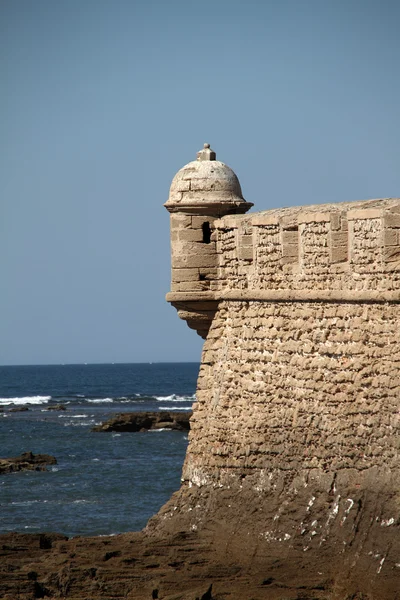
xmin=214 ymin=198 xmax=400 ymax=296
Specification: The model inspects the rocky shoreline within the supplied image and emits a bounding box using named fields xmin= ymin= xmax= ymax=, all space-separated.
xmin=2 ymin=478 xmax=398 ymax=600
xmin=0 ymin=525 xmax=345 ymax=600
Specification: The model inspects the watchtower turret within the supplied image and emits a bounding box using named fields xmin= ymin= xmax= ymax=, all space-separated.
xmin=165 ymin=143 xmax=253 ymax=337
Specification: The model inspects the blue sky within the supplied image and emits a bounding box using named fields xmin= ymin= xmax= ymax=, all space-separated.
xmin=1 ymin=0 xmax=399 ymax=365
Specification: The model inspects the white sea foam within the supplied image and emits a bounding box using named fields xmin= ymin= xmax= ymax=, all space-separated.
xmin=159 ymin=406 xmax=192 ymax=411
xmin=0 ymin=395 xmax=51 ymax=406
xmin=87 ymin=398 xmax=114 ymax=403
xmin=58 ymin=414 xmax=88 ymax=418
xmin=155 ymin=394 xmax=195 ymax=402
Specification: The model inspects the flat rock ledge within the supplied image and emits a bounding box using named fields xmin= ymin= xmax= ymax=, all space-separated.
xmin=0 ymin=451 xmax=57 ymax=474
xmin=92 ymin=411 xmax=191 ymax=432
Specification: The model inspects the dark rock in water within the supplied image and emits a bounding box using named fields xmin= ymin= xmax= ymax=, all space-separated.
xmin=9 ymin=406 xmax=30 ymax=412
xmin=92 ymin=411 xmax=191 ymax=432
xmin=46 ymin=404 xmax=67 ymax=411
xmin=0 ymin=451 xmax=57 ymax=474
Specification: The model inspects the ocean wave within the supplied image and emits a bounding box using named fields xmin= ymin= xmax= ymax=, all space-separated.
xmin=11 ymin=500 xmax=40 ymax=506
xmin=159 ymin=406 xmax=192 ymax=411
xmin=148 ymin=428 xmax=168 ymax=432
xmin=0 ymin=395 xmax=51 ymax=406
xmin=154 ymin=394 xmax=195 ymax=402
xmin=63 ymin=421 xmax=95 ymax=427
xmin=87 ymin=398 xmax=114 ymax=403
xmin=58 ymin=414 xmax=88 ymax=418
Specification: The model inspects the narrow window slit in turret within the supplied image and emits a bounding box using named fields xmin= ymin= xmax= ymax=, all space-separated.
xmin=202 ymin=222 xmax=211 ymax=244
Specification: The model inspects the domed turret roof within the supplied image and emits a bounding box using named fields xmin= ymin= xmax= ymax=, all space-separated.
xmin=165 ymin=144 xmax=253 ymax=215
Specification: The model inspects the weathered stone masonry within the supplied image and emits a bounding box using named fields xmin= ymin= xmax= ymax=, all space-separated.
xmin=163 ymin=145 xmax=400 ymax=597
xmin=190 ymin=300 xmax=399 ymax=475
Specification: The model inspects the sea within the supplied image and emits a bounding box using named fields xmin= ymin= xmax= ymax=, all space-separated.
xmin=0 ymin=363 xmax=198 ymax=538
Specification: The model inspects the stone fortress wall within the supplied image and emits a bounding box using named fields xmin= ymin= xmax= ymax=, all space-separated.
xmin=162 ymin=145 xmax=400 ymax=598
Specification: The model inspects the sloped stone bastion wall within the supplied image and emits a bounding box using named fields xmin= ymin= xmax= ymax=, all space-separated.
xmin=163 ymin=147 xmax=400 ymax=598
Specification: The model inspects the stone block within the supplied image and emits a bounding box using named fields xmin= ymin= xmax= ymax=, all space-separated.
xmin=347 ymin=208 xmax=383 ymax=220
xmin=384 ymin=214 xmax=400 ymax=228
xmin=168 ymin=191 xmax=183 ymax=203
xmin=282 ymin=244 xmax=298 ymax=258
xmin=280 ymin=216 xmax=298 ymax=229
xmin=215 ymin=216 xmax=240 ymax=229
xmin=252 ymin=214 xmax=279 ymax=226
xmin=170 ymin=214 xmax=192 ymax=228
xmin=239 ymin=234 xmax=253 ymax=247
xmin=330 ymin=213 xmax=341 ymax=231
xmin=173 ymin=179 xmax=191 ymax=192
xmin=171 ymin=268 xmax=200 ymax=283
xmin=190 ymin=178 xmax=217 ymax=192
xmin=330 ymin=245 xmax=348 ymax=264
xmin=238 ymin=246 xmax=254 ymax=261
xmin=173 ymin=254 xmax=217 ymax=269
xmin=298 ymin=211 xmax=331 ymax=224
xmin=175 ymin=241 xmax=216 ymax=255
xmin=179 ymin=229 xmax=204 ymax=242
xmin=383 ymin=246 xmax=400 ymax=262
xmin=383 ymin=229 xmax=399 ymax=246
xmin=331 ymin=232 xmax=348 ymax=247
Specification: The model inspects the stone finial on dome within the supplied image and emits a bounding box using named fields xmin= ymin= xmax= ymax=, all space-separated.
xmin=197 ymin=143 xmax=216 ymax=161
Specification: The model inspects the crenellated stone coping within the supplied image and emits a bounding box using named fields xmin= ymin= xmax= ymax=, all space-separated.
xmin=214 ymin=200 xmax=400 ymax=229
xmin=213 ymin=200 xmax=400 ymax=277
xmin=215 ymin=204 xmax=400 ymax=231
